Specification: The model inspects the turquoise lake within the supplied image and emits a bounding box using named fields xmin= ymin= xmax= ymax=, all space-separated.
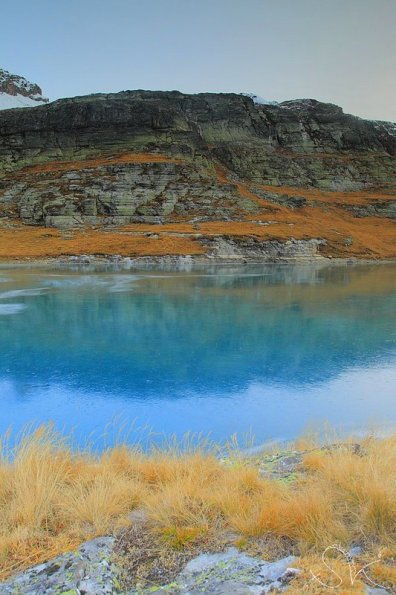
xmin=0 ymin=263 xmax=395 ymax=448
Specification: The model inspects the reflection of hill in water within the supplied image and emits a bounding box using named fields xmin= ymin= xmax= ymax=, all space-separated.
xmin=0 ymin=264 xmax=395 ymax=397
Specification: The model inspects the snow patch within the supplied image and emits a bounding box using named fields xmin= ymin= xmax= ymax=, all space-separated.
xmin=0 ymin=67 xmax=48 ymax=110
xmin=0 ymin=92 xmax=47 ymax=110
xmin=241 ymin=93 xmax=278 ymax=106
xmin=278 ymin=99 xmax=320 ymax=110
xmin=370 ymin=120 xmax=396 ymax=137
xmin=0 ymin=303 xmax=27 ymax=315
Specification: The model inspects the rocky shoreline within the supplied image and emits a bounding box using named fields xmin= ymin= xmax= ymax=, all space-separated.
xmin=1 ymin=252 xmax=393 ymax=271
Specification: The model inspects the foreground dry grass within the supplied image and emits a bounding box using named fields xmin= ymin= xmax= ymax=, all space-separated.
xmin=0 ymin=427 xmax=395 ymax=592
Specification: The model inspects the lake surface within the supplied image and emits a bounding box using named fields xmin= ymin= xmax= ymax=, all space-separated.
xmin=0 ymin=263 xmax=395 ymax=448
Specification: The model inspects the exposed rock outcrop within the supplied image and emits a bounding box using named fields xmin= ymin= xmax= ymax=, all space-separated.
xmin=1 ymin=157 xmax=258 ymax=228
xmin=200 ymin=237 xmax=325 ymax=259
xmin=0 ymin=537 xmax=119 ymax=594
xmin=345 ymin=200 xmax=396 ymax=219
xmin=0 ymin=539 xmax=301 ymax=594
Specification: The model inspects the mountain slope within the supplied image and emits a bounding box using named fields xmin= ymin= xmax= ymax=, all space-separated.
xmin=0 ymin=90 xmax=395 ymax=260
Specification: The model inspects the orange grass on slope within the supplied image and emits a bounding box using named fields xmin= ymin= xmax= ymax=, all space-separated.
xmin=15 ymin=152 xmax=180 ymax=175
xmin=213 ymin=164 xmax=396 ymax=258
xmin=123 ymin=206 xmax=396 ymax=259
xmin=1 ymin=201 xmax=395 ymax=260
xmin=0 ymin=226 xmax=205 ymax=260
xmin=0 ymin=426 xmax=395 ymax=592
xmin=0 ymin=157 xmax=395 ymax=259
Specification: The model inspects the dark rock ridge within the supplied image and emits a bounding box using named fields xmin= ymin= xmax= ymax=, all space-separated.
xmin=345 ymin=200 xmax=396 ymax=219
xmin=0 ymin=90 xmax=395 ymax=230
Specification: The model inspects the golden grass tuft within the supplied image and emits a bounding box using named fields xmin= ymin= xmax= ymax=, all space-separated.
xmin=0 ymin=425 xmax=395 ymax=591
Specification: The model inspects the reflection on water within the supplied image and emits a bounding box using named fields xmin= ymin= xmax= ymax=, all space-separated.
xmin=0 ymin=263 xmax=395 ymax=446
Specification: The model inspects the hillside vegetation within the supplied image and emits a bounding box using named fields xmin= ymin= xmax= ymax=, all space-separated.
xmin=0 ymin=91 xmax=395 ymax=260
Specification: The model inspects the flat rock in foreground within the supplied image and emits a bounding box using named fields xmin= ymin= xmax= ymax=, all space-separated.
xmin=0 ymin=540 xmax=300 ymax=594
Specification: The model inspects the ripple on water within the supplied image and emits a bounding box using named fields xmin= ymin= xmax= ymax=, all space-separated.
xmin=0 ymin=303 xmax=27 ymax=315
xmin=41 ymin=274 xmax=141 ymax=293
xmin=0 ymin=288 xmax=46 ymax=299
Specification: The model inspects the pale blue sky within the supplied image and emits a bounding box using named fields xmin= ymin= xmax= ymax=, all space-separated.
xmin=2 ymin=0 xmax=395 ymax=121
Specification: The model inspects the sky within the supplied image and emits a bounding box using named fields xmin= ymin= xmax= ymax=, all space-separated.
xmin=1 ymin=0 xmax=395 ymax=121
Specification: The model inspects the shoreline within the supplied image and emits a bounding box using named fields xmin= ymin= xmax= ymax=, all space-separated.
xmin=1 ymin=253 xmax=396 ymax=270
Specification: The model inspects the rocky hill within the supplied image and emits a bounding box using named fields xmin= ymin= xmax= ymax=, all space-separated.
xmin=0 ymin=89 xmax=395 ymax=260
xmin=0 ymin=68 xmax=48 ymax=110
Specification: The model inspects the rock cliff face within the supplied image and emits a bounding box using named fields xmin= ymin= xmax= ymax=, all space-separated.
xmin=0 ymin=89 xmax=395 ymax=259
